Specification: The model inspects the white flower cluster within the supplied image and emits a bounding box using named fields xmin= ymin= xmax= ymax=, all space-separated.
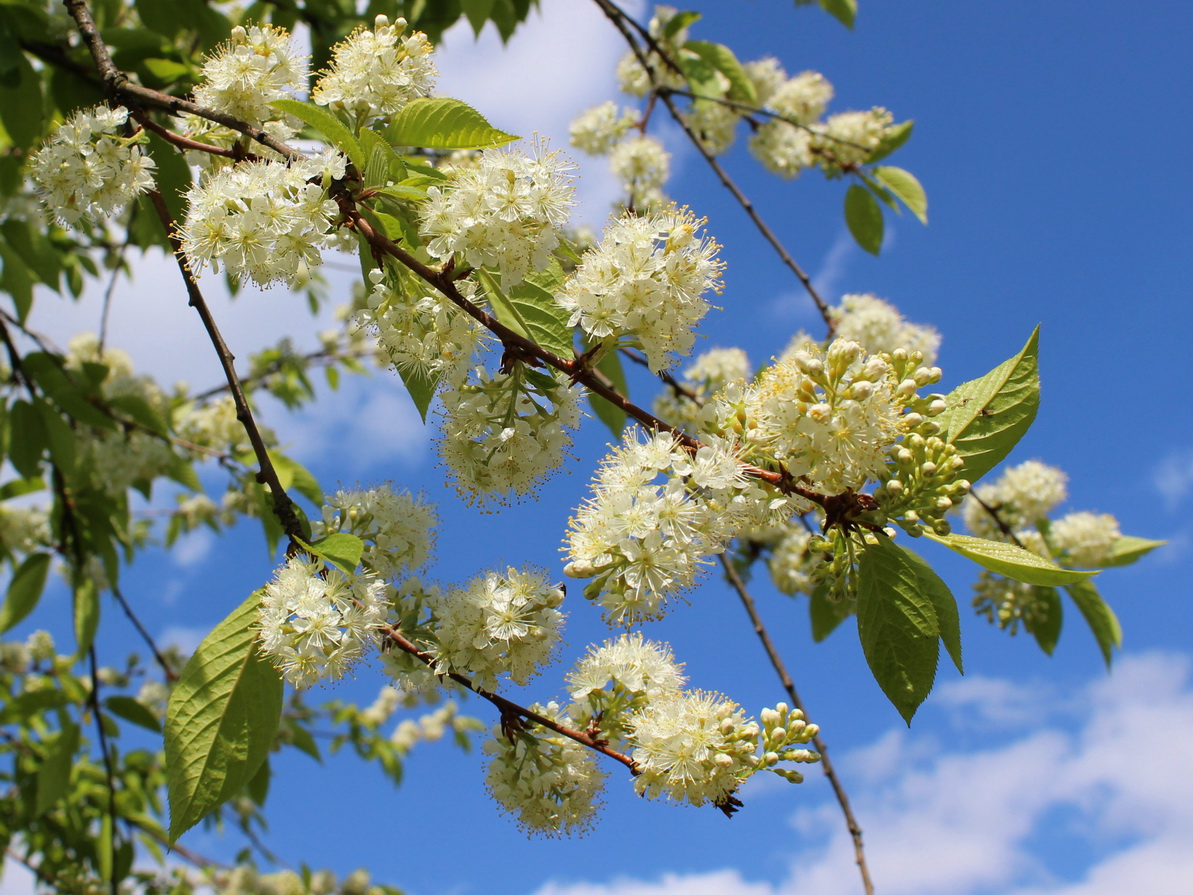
xmin=569 ymin=101 xmax=637 ymax=156
xmin=358 ymin=267 xmax=485 ymax=392
xmin=767 ymin=525 xmax=817 ymax=596
xmin=192 ymin=24 xmax=307 ymax=126
xmin=608 ymin=135 xmax=671 ymax=207
xmin=557 ymin=206 xmax=723 ymax=373
xmin=565 ymin=428 xmax=785 ymax=624
xmin=439 ymin=366 xmax=580 ymax=505
xmin=314 ymin=485 xmax=437 ymax=580
xmin=613 ymin=6 xmax=691 ymax=98
xmin=962 ymin=459 xmax=1069 ymax=537
xmin=256 ymin=554 xmax=387 ymax=688
xmin=421 ymin=144 xmax=575 ymax=290
xmin=812 ymin=108 xmax=895 ymax=170
xmin=0 ymin=505 xmax=50 ymax=556
xmin=1049 ymin=511 xmax=1121 ymax=567
xmin=312 ymin=15 xmax=437 ymax=122
xmin=831 ymin=293 xmax=941 ymax=364
xmin=431 ymin=567 xmax=565 ymax=691
xmin=178 ymin=152 xmax=345 ymax=288
xmin=176 ymin=395 xmax=248 ymax=453
xmin=485 ymin=702 xmax=606 ymax=837
xmin=29 ymin=105 xmax=156 ymax=226
xmin=652 ymin=346 xmax=751 ymax=435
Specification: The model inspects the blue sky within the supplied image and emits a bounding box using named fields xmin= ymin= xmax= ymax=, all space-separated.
xmin=6 ymin=1 xmax=1193 ymax=893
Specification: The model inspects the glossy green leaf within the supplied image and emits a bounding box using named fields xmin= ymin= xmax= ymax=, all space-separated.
xmin=845 ymin=183 xmax=883 ymax=255
xmin=386 ymin=97 xmax=517 ymax=150
xmin=359 ymin=127 xmax=407 ymax=190
xmin=484 ymin=265 xmax=574 ymax=360
xmin=809 ymin=582 xmax=854 ymax=641
xmin=1096 ymin=535 xmax=1166 ymax=568
xmin=270 ymin=98 xmax=364 ymax=172
xmin=925 ymin=531 xmax=1096 ymax=585
xmin=661 ymin=10 xmax=701 ymax=40
xmin=589 ymin=343 xmax=628 ymax=438
xmin=936 ymin=327 xmax=1040 ymax=484
xmin=35 ymin=721 xmax=79 ymax=816
xmin=1025 ymin=586 xmax=1063 ymax=655
xmin=166 ymin=592 xmax=283 ymax=844
xmin=0 ymin=552 xmax=52 ymax=633
xmin=398 ymin=365 xmax=439 ymax=423
xmin=301 ymin=532 xmax=364 ymax=573
xmin=8 ymin=399 xmax=46 ymax=477
xmin=867 ymin=119 xmax=914 ymax=164
xmin=73 ymin=576 xmax=100 ymax=656
xmin=816 ymin=0 xmax=857 ymax=28
xmin=684 ymin=40 xmax=757 ymax=105
xmin=856 ymin=536 xmax=940 ymax=724
xmin=1065 ymin=579 xmax=1122 ymax=668
xmin=103 ymin=695 xmax=162 ymax=733
xmin=896 ymin=542 xmax=963 ymax=674
xmin=871 ymin=166 xmax=927 ymax=224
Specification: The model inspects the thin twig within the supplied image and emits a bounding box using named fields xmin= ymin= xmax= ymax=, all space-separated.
xmin=110 ymin=583 xmax=177 ymax=681
xmin=718 ymin=555 xmax=874 ymax=895
xmin=590 ymin=0 xmax=835 ymax=334
xmin=86 ymin=646 xmax=121 ymax=895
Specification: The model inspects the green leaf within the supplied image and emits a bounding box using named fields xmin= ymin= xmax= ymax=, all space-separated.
xmin=386 ymin=97 xmax=517 ymax=150
xmin=301 ymin=532 xmax=364 ymax=573
xmin=286 ymin=720 xmax=322 ymax=762
xmin=103 ymin=695 xmax=162 ymax=733
xmin=844 ymin=183 xmax=883 ymax=255
xmin=35 ymin=721 xmax=79 ymax=816
xmin=1025 ymin=586 xmax=1063 ymax=655
xmin=359 ymin=127 xmax=407 ymax=190
xmin=896 ymin=543 xmax=963 ymax=674
xmin=246 ymin=754 xmax=270 ymax=806
xmin=107 ymin=393 xmax=169 ymax=437
xmin=675 ymin=48 xmax=723 ymax=100
xmin=0 ymin=53 xmax=43 ymax=151
xmin=397 ymin=366 xmax=438 ymax=423
xmin=809 ymin=582 xmax=854 ymax=641
xmin=0 ymin=245 xmax=35 ymax=321
xmin=816 ymin=0 xmax=857 ymax=28
xmin=589 ymin=343 xmax=628 ymax=438
xmin=683 ymin=40 xmax=756 ymax=104
xmin=0 ymin=552 xmax=52 ymax=633
xmin=73 ymin=576 xmax=100 ymax=656
xmin=925 ymin=531 xmax=1096 ymax=586
xmin=870 ymin=166 xmax=927 ymax=224
xmin=35 ymin=397 xmax=79 ymax=483
xmin=145 ymin=130 xmax=192 ymax=224
xmin=483 ymin=265 xmax=574 ymax=359
xmin=1097 ymin=535 xmax=1166 ymax=568
xmin=660 ymin=10 xmax=701 ymax=40
xmin=270 ymin=98 xmax=364 ymax=172
xmin=461 ymin=0 xmax=497 ymax=35
xmin=1065 ymin=579 xmax=1122 ymax=668
xmin=867 ymin=119 xmax=914 ymax=164
xmin=268 ymin=451 xmax=323 ymax=505
xmin=936 ymin=327 xmax=1040 ymax=484
xmin=8 ymin=400 xmax=46 ymax=477
xmin=166 ymin=592 xmax=283 ymax=844
xmin=856 ymin=536 xmax=939 ymax=724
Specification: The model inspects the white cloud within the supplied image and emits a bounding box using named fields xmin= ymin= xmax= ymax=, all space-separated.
xmin=811 ymin=228 xmax=855 ymax=301
xmin=157 ymin=624 xmax=209 ymax=655
xmin=534 ymin=651 xmax=1193 ymax=895
xmin=170 ymin=526 xmax=215 ymax=569
xmin=1152 ymin=448 xmax=1193 ymax=511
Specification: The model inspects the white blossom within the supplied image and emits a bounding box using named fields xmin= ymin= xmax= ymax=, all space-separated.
xmin=768 ymin=525 xmax=817 ymax=596
xmin=608 ymin=135 xmax=671 ymax=207
xmin=831 ymin=293 xmax=941 ymax=363
xmin=813 ymin=107 xmax=894 ymax=169
xmin=1049 ymin=511 xmax=1121 ymax=567
xmin=420 ymin=143 xmax=575 ymax=291
xmin=29 ymin=105 xmax=156 ymax=226
xmin=256 ymin=554 xmax=388 ymax=688
xmin=963 ymin=459 xmax=1069 ymax=534
xmin=193 ymin=24 xmax=306 ymax=126
xmin=312 ymin=15 xmax=437 ymax=121
xmin=568 ymin=632 xmax=686 ymax=704
xmin=314 ymin=485 xmax=438 ymax=580
xmin=557 ymin=206 xmax=723 ymax=373
xmin=569 ymin=101 xmax=636 ymax=156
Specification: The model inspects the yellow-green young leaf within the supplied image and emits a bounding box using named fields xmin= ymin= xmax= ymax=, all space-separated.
xmin=1097 ymin=536 xmax=1166 ymax=568
xmin=35 ymin=721 xmax=79 ymax=816
xmin=103 ymin=695 xmax=162 ymax=733
xmin=936 ymin=327 xmax=1040 ymax=484
xmin=925 ymin=531 xmax=1096 ymax=586
xmin=856 ymin=536 xmax=940 ymax=724
xmin=816 ymin=0 xmax=857 ymax=28
xmin=845 ymin=184 xmax=883 ymax=255
xmin=97 ymin=812 xmax=114 ymax=883
xmin=1025 ymin=586 xmax=1063 ymax=655
xmin=386 ymin=97 xmax=517 ymax=150
xmin=683 ymin=40 xmax=757 ymax=105
xmin=166 ymin=592 xmax=283 ymax=845
xmin=482 ymin=265 xmax=574 ymax=359
xmin=268 ymin=451 xmax=323 ymax=505
xmin=871 ymin=166 xmax=927 ymax=224
xmin=0 ymin=552 xmax=51 ymax=633
xmin=1065 ymin=579 xmax=1122 ymax=668
xmin=73 ymin=576 xmax=100 ymax=656
xmin=299 ymin=532 xmax=364 ymax=573
xmin=896 ymin=543 xmax=963 ymax=674
xmin=868 ymin=120 xmax=914 ymax=164
xmin=661 ymin=10 xmax=702 ymax=40
xmin=270 ymin=99 xmax=364 ymax=172
xmin=675 ymin=48 xmax=723 ymax=100
xmin=359 ymin=127 xmax=407 ymax=190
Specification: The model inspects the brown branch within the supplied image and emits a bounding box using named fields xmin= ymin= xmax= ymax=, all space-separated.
xmin=972 ymin=492 xmax=1028 ymax=549
xmin=718 ymin=555 xmax=874 ymax=895
xmin=590 ymin=0 xmax=835 ymax=335
xmin=381 ymin=624 xmax=638 ymax=771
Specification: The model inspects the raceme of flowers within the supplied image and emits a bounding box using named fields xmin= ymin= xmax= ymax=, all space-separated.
xmin=192 ymin=24 xmax=307 ymax=127
xmin=420 ymin=142 xmax=576 ymax=291
xmin=314 ymin=485 xmax=438 ymax=581
xmin=256 ymin=554 xmax=387 ymax=688
xmin=28 ymin=105 xmax=156 ymax=226
xmin=178 ymin=152 xmax=345 ymax=288
xmin=556 ymin=205 xmax=724 ymax=373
